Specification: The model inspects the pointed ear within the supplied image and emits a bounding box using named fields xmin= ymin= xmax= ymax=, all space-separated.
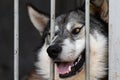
xmin=27 ymin=5 xmax=49 ymax=35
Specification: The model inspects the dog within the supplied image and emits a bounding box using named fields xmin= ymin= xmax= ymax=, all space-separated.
xmin=27 ymin=3 xmax=108 ymax=80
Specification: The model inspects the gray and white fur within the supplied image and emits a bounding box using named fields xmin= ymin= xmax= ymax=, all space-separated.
xmin=28 ymin=5 xmax=108 ymax=80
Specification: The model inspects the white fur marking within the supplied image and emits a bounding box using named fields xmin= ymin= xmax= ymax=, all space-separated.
xmin=60 ymin=38 xmax=85 ymax=61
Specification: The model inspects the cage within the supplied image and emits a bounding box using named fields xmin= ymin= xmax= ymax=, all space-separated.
xmin=0 ymin=0 xmax=120 ymax=80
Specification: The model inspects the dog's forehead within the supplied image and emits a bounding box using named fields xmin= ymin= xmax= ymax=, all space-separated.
xmin=55 ymin=10 xmax=85 ymax=31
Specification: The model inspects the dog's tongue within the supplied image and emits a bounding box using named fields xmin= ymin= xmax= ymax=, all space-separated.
xmin=57 ymin=62 xmax=73 ymax=74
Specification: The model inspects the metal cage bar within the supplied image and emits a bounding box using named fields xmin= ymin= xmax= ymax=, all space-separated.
xmin=109 ymin=0 xmax=120 ymax=80
xmin=14 ymin=0 xmax=19 ymax=80
xmin=85 ymin=0 xmax=90 ymax=80
xmin=50 ymin=0 xmax=56 ymax=80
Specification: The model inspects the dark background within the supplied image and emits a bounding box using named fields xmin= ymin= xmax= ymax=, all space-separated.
xmin=0 ymin=0 xmax=84 ymax=80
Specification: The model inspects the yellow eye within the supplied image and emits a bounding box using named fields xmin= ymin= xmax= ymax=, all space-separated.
xmin=71 ymin=27 xmax=81 ymax=35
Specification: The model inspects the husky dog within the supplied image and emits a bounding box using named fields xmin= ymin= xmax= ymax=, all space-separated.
xmin=28 ymin=5 xmax=108 ymax=80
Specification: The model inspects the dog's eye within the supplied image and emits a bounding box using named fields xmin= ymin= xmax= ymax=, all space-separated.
xmin=71 ymin=27 xmax=81 ymax=35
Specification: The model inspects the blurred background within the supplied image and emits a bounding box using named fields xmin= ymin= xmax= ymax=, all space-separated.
xmin=0 ymin=0 xmax=84 ymax=80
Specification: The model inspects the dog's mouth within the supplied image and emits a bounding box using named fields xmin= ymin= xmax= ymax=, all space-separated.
xmin=55 ymin=50 xmax=85 ymax=78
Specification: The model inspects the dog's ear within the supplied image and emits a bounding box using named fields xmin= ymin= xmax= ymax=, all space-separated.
xmin=28 ymin=5 xmax=49 ymax=35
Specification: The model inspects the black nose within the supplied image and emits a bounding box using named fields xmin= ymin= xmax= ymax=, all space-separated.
xmin=47 ymin=44 xmax=62 ymax=59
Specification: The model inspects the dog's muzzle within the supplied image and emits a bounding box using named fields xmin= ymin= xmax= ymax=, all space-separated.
xmin=47 ymin=45 xmax=85 ymax=78
xmin=56 ymin=50 xmax=85 ymax=78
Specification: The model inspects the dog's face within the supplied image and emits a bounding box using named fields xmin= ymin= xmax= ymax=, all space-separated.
xmin=28 ymin=6 xmax=86 ymax=78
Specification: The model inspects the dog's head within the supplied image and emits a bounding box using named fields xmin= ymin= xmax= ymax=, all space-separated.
xmin=28 ymin=5 xmax=85 ymax=78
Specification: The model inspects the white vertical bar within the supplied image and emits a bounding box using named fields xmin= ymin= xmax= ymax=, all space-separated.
xmin=51 ymin=0 xmax=55 ymax=40
xmin=109 ymin=0 xmax=120 ymax=80
xmin=14 ymin=0 xmax=19 ymax=80
xmin=50 ymin=0 xmax=55 ymax=80
xmin=85 ymin=0 xmax=90 ymax=80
